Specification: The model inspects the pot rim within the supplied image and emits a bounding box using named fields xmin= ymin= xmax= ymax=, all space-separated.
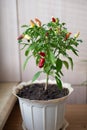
xmin=13 ymin=79 xmax=73 ymax=104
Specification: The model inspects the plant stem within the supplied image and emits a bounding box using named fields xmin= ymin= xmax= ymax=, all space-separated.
xmin=45 ymin=74 xmax=49 ymax=90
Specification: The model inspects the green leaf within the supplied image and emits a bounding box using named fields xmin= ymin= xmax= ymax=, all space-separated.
xmin=18 ymin=39 xmax=22 ymax=43
xmin=44 ymin=65 xmax=51 ymax=74
xmin=25 ymin=43 xmax=36 ymax=56
xmin=55 ymin=72 xmax=61 ymax=78
xmin=20 ymin=44 xmax=27 ymax=50
xmin=72 ymin=49 xmax=78 ymax=56
xmin=56 ymin=58 xmax=62 ymax=72
xmin=68 ymin=46 xmax=79 ymax=56
xmin=36 ymin=56 xmax=40 ymax=65
xmin=77 ymin=39 xmax=83 ymax=43
xmin=59 ymin=71 xmax=64 ymax=76
xmin=32 ymin=71 xmax=42 ymax=82
xmin=48 ymin=50 xmax=55 ymax=65
xmin=51 ymin=65 xmax=56 ymax=70
xmin=55 ymin=76 xmax=62 ymax=89
xmin=21 ymin=25 xmax=29 ymax=28
xmin=68 ymin=57 xmax=73 ymax=69
xmin=63 ymin=60 xmax=69 ymax=69
xmin=25 ymin=50 xmax=29 ymax=56
xmin=23 ymin=55 xmax=32 ymax=70
xmin=62 ymin=22 xmax=66 ymax=25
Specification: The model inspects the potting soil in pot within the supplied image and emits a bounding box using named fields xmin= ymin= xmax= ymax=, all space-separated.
xmin=17 ymin=83 xmax=69 ymax=100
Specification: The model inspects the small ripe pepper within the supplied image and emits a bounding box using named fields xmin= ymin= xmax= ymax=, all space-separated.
xmin=56 ymin=18 xmax=59 ymax=23
xmin=38 ymin=58 xmax=45 ymax=68
xmin=65 ymin=32 xmax=72 ymax=40
xmin=49 ymin=28 xmax=52 ymax=31
xmin=52 ymin=17 xmax=56 ymax=22
xmin=39 ymin=52 xmax=45 ymax=57
xmin=17 ymin=34 xmax=24 ymax=40
xmin=35 ymin=18 xmax=41 ymax=27
xmin=30 ymin=20 xmax=35 ymax=27
xmin=45 ymin=32 xmax=49 ymax=37
xmin=24 ymin=34 xmax=31 ymax=40
xmin=74 ymin=32 xmax=80 ymax=38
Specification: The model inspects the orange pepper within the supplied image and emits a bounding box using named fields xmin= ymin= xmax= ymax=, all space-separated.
xmin=30 ymin=20 xmax=35 ymax=27
xmin=74 ymin=32 xmax=80 ymax=38
xmin=35 ymin=18 xmax=41 ymax=27
xmin=24 ymin=34 xmax=31 ymax=40
xmin=65 ymin=32 xmax=72 ymax=40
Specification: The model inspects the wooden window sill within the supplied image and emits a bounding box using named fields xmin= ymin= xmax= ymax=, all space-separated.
xmin=0 ymin=83 xmax=17 ymax=130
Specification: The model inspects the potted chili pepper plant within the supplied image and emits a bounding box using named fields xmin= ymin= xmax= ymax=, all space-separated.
xmin=13 ymin=17 xmax=82 ymax=130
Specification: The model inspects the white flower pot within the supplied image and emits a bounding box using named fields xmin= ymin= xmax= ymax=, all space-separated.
xmin=13 ymin=79 xmax=73 ymax=130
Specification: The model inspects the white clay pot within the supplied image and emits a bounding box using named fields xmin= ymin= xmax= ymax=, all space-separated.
xmin=13 ymin=79 xmax=73 ymax=130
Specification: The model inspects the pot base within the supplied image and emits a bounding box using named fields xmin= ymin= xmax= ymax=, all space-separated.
xmin=22 ymin=119 xmax=69 ymax=130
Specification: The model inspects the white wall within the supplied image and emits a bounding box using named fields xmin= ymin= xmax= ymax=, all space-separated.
xmin=0 ymin=0 xmax=20 ymax=82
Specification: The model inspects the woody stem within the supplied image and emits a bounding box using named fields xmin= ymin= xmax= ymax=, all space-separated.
xmin=45 ymin=74 xmax=49 ymax=90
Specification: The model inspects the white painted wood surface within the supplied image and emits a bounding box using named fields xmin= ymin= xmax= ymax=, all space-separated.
xmin=0 ymin=82 xmax=17 ymax=129
xmin=0 ymin=0 xmax=20 ymax=82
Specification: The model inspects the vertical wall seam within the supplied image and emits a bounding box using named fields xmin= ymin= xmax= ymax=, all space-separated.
xmin=16 ymin=0 xmax=22 ymax=82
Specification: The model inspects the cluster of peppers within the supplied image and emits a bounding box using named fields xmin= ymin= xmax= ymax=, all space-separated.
xmin=37 ymin=17 xmax=56 ymax=68
xmin=17 ymin=17 xmax=80 ymax=69
xmin=38 ymin=17 xmax=79 ymax=69
xmin=38 ymin=17 xmax=52 ymax=68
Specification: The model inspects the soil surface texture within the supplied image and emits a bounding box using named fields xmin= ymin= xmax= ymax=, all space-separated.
xmin=17 ymin=83 xmax=69 ymax=100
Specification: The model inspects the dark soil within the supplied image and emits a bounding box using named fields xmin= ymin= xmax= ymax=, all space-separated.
xmin=17 ymin=83 xmax=69 ymax=100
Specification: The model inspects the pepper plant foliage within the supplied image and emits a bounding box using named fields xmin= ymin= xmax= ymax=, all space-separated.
xmin=17 ymin=17 xmax=82 ymax=90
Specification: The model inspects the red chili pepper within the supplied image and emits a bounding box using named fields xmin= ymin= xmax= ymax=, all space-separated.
xmin=49 ymin=28 xmax=52 ymax=31
xmin=52 ymin=17 xmax=56 ymax=22
xmin=39 ymin=52 xmax=45 ymax=57
xmin=17 ymin=34 xmax=24 ymax=40
xmin=38 ymin=58 xmax=45 ymax=68
xmin=65 ymin=32 xmax=72 ymax=40
xmin=46 ymin=32 xmax=49 ymax=37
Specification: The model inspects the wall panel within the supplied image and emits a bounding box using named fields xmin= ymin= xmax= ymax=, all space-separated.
xmin=0 ymin=0 xmax=20 ymax=82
